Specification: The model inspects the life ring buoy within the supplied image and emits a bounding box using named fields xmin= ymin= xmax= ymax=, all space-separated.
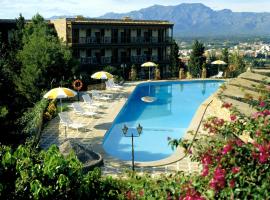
xmin=72 ymin=79 xmax=83 ymax=91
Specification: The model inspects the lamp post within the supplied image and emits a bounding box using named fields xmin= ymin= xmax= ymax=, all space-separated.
xmin=122 ymin=124 xmax=143 ymax=171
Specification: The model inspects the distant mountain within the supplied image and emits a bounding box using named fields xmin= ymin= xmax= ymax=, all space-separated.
xmin=99 ymin=3 xmax=270 ymax=37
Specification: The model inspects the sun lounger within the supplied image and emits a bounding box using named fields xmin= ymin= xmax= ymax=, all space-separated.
xmin=105 ymin=81 xmax=120 ymax=91
xmin=82 ymin=93 xmax=103 ymax=107
xmin=91 ymin=90 xmax=112 ymax=101
xmin=211 ymin=71 xmax=223 ymax=78
xmin=58 ymin=112 xmax=88 ymax=132
xmin=72 ymin=102 xmax=97 ymax=117
xmin=108 ymin=79 xmax=123 ymax=88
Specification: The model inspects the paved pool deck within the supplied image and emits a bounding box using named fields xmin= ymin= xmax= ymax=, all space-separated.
xmin=39 ymin=73 xmax=267 ymax=176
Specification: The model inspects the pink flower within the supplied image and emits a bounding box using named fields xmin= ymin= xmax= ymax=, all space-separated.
xmin=209 ymin=167 xmax=226 ymax=191
xmin=259 ymin=101 xmax=266 ymax=107
xmin=255 ymin=130 xmax=261 ymax=136
xmin=232 ymin=166 xmax=240 ymax=174
xmin=263 ymin=110 xmax=270 ymax=116
xmin=235 ymin=139 xmax=244 ymax=147
xmin=230 ymin=115 xmax=237 ymax=121
xmin=201 ymin=154 xmax=212 ymax=166
xmin=222 ymin=102 xmax=232 ymax=109
xmin=252 ymin=112 xmax=264 ymax=119
xmin=229 ymin=180 xmax=235 ymax=188
xmin=201 ymin=166 xmax=209 ymax=177
xmin=222 ymin=144 xmax=233 ymax=155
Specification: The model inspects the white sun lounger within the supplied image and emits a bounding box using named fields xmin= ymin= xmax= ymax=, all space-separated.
xmin=82 ymin=94 xmax=103 ymax=107
xmin=211 ymin=71 xmax=223 ymax=78
xmin=108 ymin=79 xmax=123 ymax=88
xmin=105 ymin=81 xmax=120 ymax=91
xmin=58 ymin=112 xmax=88 ymax=132
xmin=72 ymin=102 xmax=97 ymax=117
xmin=91 ymin=90 xmax=112 ymax=101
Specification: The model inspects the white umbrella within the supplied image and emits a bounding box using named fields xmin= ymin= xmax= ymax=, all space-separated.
xmin=43 ymin=87 xmax=77 ymax=112
xmin=141 ymin=62 xmax=157 ymax=80
xmin=91 ymin=71 xmax=113 ymax=80
xmin=211 ymin=60 xmax=227 ymax=72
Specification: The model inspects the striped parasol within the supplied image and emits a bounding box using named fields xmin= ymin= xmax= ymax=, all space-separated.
xmin=43 ymin=87 xmax=77 ymax=111
xmin=91 ymin=71 xmax=113 ymax=80
xmin=141 ymin=62 xmax=157 ymax=80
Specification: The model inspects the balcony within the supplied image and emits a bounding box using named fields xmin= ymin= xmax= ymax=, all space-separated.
xmin=74 ymin=36 xmax=170 ymax=44
xmin=80 ymin=57 xmax=97 ymax=64
xmin=101 ymin=56 xmax=111 ymax=64
xmin=80 ymin=55 xmax=170 ymax=65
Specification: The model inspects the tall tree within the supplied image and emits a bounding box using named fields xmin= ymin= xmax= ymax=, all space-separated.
xmin=229 ymin=51 xmax=246 ymax=77
xmin=221 ymin=48 xmax=229 ymax=65
xmin=188 ymin=40 xmax=206 ymax=77
xmin=170 ymin=40 xmax=180 ymax=77
xmin=0 ymin=15 xmax=26 ymax=138
xmin=16 ymin=14 xmax=77 ymax=103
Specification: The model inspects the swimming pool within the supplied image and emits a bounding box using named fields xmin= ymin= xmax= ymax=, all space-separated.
xmin=103 ymin=80 xmax=223 ymax=162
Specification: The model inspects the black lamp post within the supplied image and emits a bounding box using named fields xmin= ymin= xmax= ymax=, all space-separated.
xmin=122 ymin=124 xmax=143 ymax=171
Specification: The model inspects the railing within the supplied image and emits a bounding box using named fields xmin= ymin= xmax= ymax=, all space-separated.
xmin=101 ymin=56 xmax=111 ymax=64
xmin=74 ymin=36 xmax=170 ymax=44
xmin=80 ymin=57 xmax=97 ymax=64
xmin=80 ymin=55 xmax=170 ymax=65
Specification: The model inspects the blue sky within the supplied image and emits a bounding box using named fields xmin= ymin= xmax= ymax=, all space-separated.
xmin=1 ymin=0 xmax=270 ymax=19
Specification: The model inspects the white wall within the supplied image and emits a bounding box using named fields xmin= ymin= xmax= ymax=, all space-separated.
xmin=131 ymin=30 xmax=137 ymax=37
xmin=104 ymin=29 xmax=111 ymax=37
xmin=105 ymin=49 xmax=112 ymax=57
xmin=152 ymin=30 xmax=158 ymax=37
xmin=80 ymin=49 xmax=86 ymax=58
xmin=152 ymin=48 xmax=158 ymax=56
xmin=118 ymin=29 xmax=124 ymax=37
xmin=79 ymin=29 xmax=86 ymax=37
xmin=131 ymin=49 xmax=137 ymax=56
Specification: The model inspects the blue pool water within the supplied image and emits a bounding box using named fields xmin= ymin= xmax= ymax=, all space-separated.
xmin=103 ymin=80 xmax=223 ymax=162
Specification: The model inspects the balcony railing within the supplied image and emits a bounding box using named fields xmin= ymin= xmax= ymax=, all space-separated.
xmin=80 ymin=57 xmax=97 ymax=64
xmin=74 ymin=36 xmax=171 ymax=44
xmin=101 ymin=56 xmax=111 ymax=64
xmin=80 ymin=55 xmax=170 ymax=65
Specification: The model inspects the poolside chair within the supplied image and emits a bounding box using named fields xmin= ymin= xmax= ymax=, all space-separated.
xmin=82 ymin=94 xmax=103 ymax=107
xmin=58 ymin=112 xmax=88 ymax=132
xmin=72 ymin=102 xmax=97 ymax=117
xmin=211 ymin=71 xmax=223 ymax=78
xmin=105 ymin=81 xmax=120 ymax=91
xmin=91 ymin=90 xmax=112 ymax=101
xmin=108 ymin=79 xmax=123 ymax=88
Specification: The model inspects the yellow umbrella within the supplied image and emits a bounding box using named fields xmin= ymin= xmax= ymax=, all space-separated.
xmin=43 ymin=87 xmax=77 ymax=111
xmin=211 ymin=60 xmax=227 ymax=72
xmin=91 ymin=71 xmax=113 ymax=90
xmin=91 ymin=71 xmax=113 ymax=80
xmin=141 ymin=62 xmax=157 ymax=80
xmin=211 ymin=60 xmax=227 ymax=65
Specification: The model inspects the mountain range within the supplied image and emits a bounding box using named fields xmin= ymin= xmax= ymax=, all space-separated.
xmin=99 ymin=3 xmax=270 ymax=37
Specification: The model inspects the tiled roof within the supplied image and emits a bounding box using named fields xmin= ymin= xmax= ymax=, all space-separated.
xmin=65 ymin=17 xmax=173 ymax=26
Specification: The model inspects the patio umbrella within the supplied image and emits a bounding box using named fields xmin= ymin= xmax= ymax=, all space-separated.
xmin=91 ymin=71 xmax=113 ymax=90
xmin=141 ymin=61 xmax=157 ymax=80
xmin=43 ymin=87 xmax=77 ymax=112
xmin=91 ymin=71 xmax=113 ymax=80
xmin=211 ymin=60 xmax=227 ymax=72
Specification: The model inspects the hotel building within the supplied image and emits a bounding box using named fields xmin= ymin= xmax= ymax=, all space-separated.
xmin=51 ymin=17 xmax=174 ymax=77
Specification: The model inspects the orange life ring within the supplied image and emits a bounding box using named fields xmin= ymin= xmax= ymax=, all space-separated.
xmin=72 ymin=79 xmax=83 ymax=91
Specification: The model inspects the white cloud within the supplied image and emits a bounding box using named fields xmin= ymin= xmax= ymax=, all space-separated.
xmin=0 ymin=0 xmax=270 ymax=19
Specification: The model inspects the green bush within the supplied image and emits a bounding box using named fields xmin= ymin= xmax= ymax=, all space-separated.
xmin=0 ymin=142 xmax=124 ymax=199
xmin=18 ymin=98 xmax=48 ymax=137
